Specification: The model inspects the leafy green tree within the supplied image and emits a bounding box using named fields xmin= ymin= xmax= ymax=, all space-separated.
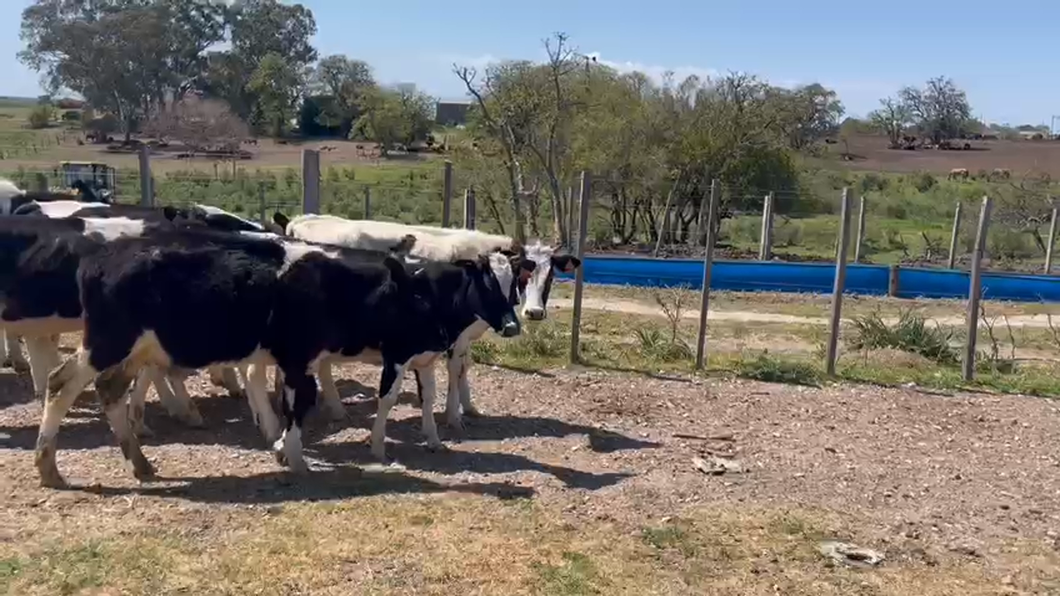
xmin=19 ymin=0 xmax=226 ymax=140
xmin=768 ymin=83 xmax=844 ymax=150
xmin=353 ymin=87 xmax=434 ymax=155
xmin=247 ymin=52 xmax=303 ymax=137
xmin=200 ymin=0 xmax=316 ymax=126
xmin=312 ymin=55 xmax=375 ymax=136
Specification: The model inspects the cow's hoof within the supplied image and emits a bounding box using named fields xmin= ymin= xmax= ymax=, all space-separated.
xmin=133 ymin=423 xmax=155 ymax=438
xmin=131 ymin=458 xmax=156 ymax=481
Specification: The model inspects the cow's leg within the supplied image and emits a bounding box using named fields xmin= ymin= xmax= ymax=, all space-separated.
xmin=457 ymin=349 xmax=481 ymax=417
xmin=209 ymin=365 xmax=244 ymax=399
xmin=443 ymin=352 xmax=466 ymax=433
xmin=96 ymin=364 xmax=154 ymax=481
xmin=371 ymin=359 xmax=407 ymax=461
xmin=273 ymin=370 xmax=315 ymax=473
xmin=246 ymin=362 xmax=282 ymax=444
xmin=6 ymin=333 xmax=29 ymax=372
xmin=415 ymin=366 xmax=443 ymax=451
xmin=0 ymin=330 xmax=8 ymax=366
xmin=35 ymin=353 xmax=97 ymax=488
xmin=157 ymin=369 xmax=205 ymax=427
xmin=127 ymin=367 xmax=155 ymax=437
xmin=316 ymin=360 xmax=346 ymax=421
xmin=25 ymin=335 xmax=61 ymax=402
xmin=161 ymin=372 xmax=206 ymax=428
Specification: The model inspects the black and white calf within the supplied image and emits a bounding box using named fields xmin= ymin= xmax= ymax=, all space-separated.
xmin=36 ymin=228 xmax=520 ymax=487
xmin=274 ymin=213 xmax=579 ymax=431
xmin=5 ymin=199 xmax=262 ymax=407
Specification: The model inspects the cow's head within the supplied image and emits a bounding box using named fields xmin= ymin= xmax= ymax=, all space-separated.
xmin=454 ymin=254 xmax=521 ymax=338
xmin=273 ymin=211 xmax=291 ymax=234
xmin=382 ymin=255 xmax=450 ymax=353
xmin=511 ymin=241 xmax=581 ymax=321
xmin=495 ymin=246 xmax=536 ymax=307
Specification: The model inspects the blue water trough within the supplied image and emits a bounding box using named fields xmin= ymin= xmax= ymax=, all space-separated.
xmin=554 ymin=255 xmax=1060 ymax=303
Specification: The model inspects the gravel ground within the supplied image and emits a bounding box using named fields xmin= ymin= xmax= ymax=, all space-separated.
xmin=2 ymin=354 xmax=1060 ymax=584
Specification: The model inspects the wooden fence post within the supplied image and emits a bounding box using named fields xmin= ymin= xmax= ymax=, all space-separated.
xmin=258 ymin=184 xmax=266 ymax=227
xmin=301 ymin=149 xmax=320 ymax=214
xmin=758 ymin=191 xmax=774 ymax=261
xmin=138 ymin=145 xmax=153 ymax=207
xmin=854 ymin=194 xmax=867 ymax=263
xmin=948 ymin=201 xmax=963 ymax=269
xmin=825 ymin=188 xmax=853 ymax=376
xmin=695 ymin=179 xmax=720 ymax=370
xmin=569 ymin=171 xmax=592 ymax=365
xmin=962 ymin=196 xmax=993 ymax=381
xmin=464 ymin=187 xmax=476 ymax=229
xmin=888 ymin=264 xmax=901 ymax=297
xmin=566 ymin=186 xmax=574 ymax=247
xmin=442 ymin=160 xmax=453 ymax=227
xmin=1045 ymin=196 xmax=1058 ymax=274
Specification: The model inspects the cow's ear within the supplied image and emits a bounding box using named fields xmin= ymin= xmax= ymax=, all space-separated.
xmin=162 ymin=206 xmax=179 ymax=221
xmin=273 ymin=211 xmax=290 ymax=231
xmin=552 ymin=253 xmax=581 ymax=273
xmin=383 ymin=255 xmax=411 ymax=287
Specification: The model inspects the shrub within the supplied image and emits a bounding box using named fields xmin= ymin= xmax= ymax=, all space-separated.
xmin=27 ymin=105 xmax=55 ymax=129
xmin=734 ymin=351 xmax=821 ymax=386
xmin=849 ymin=310 xmax=958 ymax=365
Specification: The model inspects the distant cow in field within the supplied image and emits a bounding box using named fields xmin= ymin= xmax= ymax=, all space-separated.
xmin=990 ymin=168 xmax=1012 ymax=181
xmin=948 ymin=168 xmax=970 ymax=181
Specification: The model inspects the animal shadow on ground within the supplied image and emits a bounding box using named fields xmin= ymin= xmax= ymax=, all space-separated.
xmin=310 ymin=439 xmax=634 ymax=491
xmin=383 ymin=413 xmax=661 ymax=454
xmin=69 ymin=465 xmax=535 ymax=504
xmin=0 ymin=391 xmax=353 ymax=453
xmin=0 ymin=370 xmax=37 ymax=407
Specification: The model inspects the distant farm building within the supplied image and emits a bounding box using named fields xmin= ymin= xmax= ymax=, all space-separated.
xmin=435 ymin=101 xmax=471 ymax=126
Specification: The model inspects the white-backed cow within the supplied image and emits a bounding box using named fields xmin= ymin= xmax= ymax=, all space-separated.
xmin=36 ymin=227 xmax=519 ymax=487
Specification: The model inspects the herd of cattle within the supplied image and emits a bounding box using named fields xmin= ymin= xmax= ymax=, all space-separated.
xmin=0 ymin=178 xmax=581 ymax=488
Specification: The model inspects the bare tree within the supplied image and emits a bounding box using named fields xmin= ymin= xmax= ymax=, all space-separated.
xmin=454 ymin=64 xmax=538 ymax=243
xmin=868 ymin=97 xmax=911 ymax=148
xmin=144 ymin=96 xmax=249 ymax=154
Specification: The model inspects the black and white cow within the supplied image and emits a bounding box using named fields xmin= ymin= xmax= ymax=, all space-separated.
xmin=0 ymin=177 xmax=113 ymax=216
xmin=273 ymin=213 xmax=579 ymax=432
xmin=4 ymin=199 xmax=267 ymax=409
xmin=0 ymin=204 xmax=257 ymax=412
xmin=36 ymin=227 xmax=520 ymax=487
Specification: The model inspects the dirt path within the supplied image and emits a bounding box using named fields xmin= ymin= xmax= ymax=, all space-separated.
xmin=1 ymin=361 xmax=1059 ymax=593
xmin=553 ymin=297 xmax=1060 ymax=328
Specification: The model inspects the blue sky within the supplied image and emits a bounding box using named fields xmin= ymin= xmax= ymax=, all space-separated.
xmin=2 ymin=0 xmax=1057 ymax=126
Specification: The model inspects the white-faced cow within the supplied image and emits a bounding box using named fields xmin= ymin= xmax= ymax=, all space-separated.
xmin=36 ymin=227 xmax=520 ymax=487
xmin=272 ymin=213 xmax=579 ymax=432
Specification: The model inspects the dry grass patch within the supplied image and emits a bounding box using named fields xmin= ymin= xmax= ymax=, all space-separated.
xmin=2 ymin=494 xmax=1048 ymax=595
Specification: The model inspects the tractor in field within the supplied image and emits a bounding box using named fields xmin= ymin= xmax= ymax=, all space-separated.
xmin=54 ymin=161 xmax=117 ymax=202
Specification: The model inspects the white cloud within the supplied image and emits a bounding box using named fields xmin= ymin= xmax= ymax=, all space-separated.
xmin=585 ymin=52 xmax=718 ymax=84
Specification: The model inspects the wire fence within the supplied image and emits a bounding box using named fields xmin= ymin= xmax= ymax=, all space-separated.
xmin=3 ymin=146 xmax=1055 ymax=278
xmin=1 ymin=147 xmax=1056 ymax=382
